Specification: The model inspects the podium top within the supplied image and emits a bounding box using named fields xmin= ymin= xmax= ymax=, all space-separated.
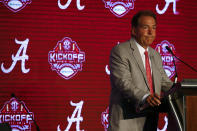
xmin=180 ymin=79 xmax=197 ymax=95
xmin=181 ymin=79 xmax=197 ymax=88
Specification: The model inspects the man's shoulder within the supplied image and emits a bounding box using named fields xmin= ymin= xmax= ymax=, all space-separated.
xmin=115 ymin=40 xmax=130 ymax=48
xmin=112 ymin=39 xmax=133 ymax=52
xmin=149 ymin=47 xmax=161 ymax=57
xmin=110 ymin=40 xmax=132 ymax=57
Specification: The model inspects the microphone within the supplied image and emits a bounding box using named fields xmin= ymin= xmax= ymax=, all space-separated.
xmin=165 ymin=46 xmax=178 ymax=83
xmin=11 ymin=93 xmax=15 ymax=98
xmin=166 ymin=46 xmax=174 ymax=55
xmin=11 ymin=93 xmax=40 ymax=131
xmin=165 ymin=46 xmax=197 ymax=73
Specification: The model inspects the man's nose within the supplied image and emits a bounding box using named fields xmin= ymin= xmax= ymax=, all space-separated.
xmin=148 ymin=28 xmax=153 ymax=35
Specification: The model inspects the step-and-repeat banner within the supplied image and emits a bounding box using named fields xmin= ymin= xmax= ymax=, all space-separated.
xmin=0 ymin=0 xmax=197 ymax=130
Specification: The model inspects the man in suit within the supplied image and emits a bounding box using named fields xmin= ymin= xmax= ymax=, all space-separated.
xmin=108 ymin=10 xmax=173 ymax=131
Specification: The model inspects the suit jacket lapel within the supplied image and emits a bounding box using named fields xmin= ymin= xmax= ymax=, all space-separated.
xmin=129 ymin=39 xmax=149 ymax=90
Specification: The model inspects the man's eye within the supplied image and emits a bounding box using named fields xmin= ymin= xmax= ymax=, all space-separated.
xmin=143 ymin=26 xmax=148 ymax=29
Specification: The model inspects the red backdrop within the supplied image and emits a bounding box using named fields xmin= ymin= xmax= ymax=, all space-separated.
xmin=0 ymin=0 xmax=197 ymax=130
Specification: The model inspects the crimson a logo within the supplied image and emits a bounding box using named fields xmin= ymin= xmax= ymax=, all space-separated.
xmin=0 ymin=97 xmax=34 ymax=130
xmin=103 ymin=0 xmax=135 ymax=17
xmin=155 ymin=40 xmax=176 ymax=78
xmin=48 ymin=37 xmax=85 ymax=80
xmin=0 ymin=0 xmax=31 ymax=12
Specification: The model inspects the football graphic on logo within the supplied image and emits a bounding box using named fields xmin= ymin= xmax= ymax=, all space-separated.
xmin=103 ymin=0 xmax=135 ymax=17
xmin=1 ymin=0 xmax=31 ymax=12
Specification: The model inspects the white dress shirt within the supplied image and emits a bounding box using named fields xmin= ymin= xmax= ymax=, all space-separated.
xmin=134 ymin=39 xmax=152 ymax=72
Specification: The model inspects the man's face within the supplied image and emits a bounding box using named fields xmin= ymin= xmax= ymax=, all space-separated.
xmin=132 ymin=16 xmax=156 ymax=49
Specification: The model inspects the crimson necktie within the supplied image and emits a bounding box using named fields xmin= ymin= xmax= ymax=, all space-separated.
xmin=144 ymin=50 xmax=154 ymax=94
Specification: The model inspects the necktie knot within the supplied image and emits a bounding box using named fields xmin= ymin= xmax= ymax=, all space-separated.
xmin=144 ymin=50 xmax=148 ymax=56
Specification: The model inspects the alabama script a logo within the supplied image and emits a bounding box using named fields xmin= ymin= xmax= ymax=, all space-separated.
xmin=0 ymin=0 xmax=31 ymax=12
xmin=155 ymin=40 xmax=176 ymax=78
xmin=103 ymin=0 xmax=135 ymax=17
xmin=57 ymin=101 xmax=84 ymax=131
xmin=0 ymin=97 xmax=34 ymax=130
xmin=48 ymin=37 xmax=85 ymax=80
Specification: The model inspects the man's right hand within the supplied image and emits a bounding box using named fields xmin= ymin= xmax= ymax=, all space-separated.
xmin=146 ymin=94 xmax=161 ymax=107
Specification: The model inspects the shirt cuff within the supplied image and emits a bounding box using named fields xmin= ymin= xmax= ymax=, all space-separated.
xmin=136 ymin=93 xmax=150 ymax=112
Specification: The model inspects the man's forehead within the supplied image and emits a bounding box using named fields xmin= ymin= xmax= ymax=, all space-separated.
xmin=138 ymin=16 xmax=156 ymax=24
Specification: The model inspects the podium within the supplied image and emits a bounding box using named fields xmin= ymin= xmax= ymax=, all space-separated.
xmin=180 ymin=79 xmax=197 ymax=131
xmin=169 ymin=79 xmax=197 ymax=131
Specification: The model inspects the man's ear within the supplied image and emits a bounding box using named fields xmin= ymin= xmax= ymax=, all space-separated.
xmin=131 ymin=27 xmax=136 ymax=37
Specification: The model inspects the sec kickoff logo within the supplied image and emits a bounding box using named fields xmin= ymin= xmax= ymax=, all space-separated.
xmin=0 ymin=97 xmax=34 ymax=130
xmin=103 ymin=0 xmax=135 ymax=17
xmin=48 ymin=37 xmax=85 ymax=80
xmin=155 ymin=40 xmax=176 ymax=78
xmin=101 ymin=107 xmax=109 ymax=131
xmin=0 ymin=0 xmax=31 ymax=12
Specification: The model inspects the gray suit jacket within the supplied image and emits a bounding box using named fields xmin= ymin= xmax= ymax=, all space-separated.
xmin=108 ymin=38 xmax=173 ymax=131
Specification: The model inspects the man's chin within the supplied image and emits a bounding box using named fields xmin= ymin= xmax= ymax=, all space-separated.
xmin=144 ymin=42 xmax=153 ymax=46
xmin=146 ymin=40 xmax=154 ymax=46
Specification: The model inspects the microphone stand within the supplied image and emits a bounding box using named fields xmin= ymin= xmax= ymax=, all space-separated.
xmin=11 ymin=94 xmax=40 ymax=131
xmin=167 ymin=53 xmax=183 ymax=131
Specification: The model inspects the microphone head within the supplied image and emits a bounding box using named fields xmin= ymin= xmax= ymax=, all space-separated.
xmin=165 ymin=46 xmax=174 ymax=55
xmin=165 ymin=46 xmax=171 ymax=51
xmin=11 ymin=93 xmax=16 ymax=98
